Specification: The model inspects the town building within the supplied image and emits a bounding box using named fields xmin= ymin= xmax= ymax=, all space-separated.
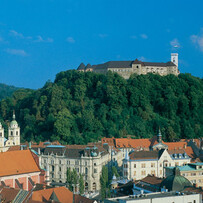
xmin=30 ymin=186 xmax=97 ymax=203
xmin=39 ymin=143 xmax=122 ymax=192
xmin=0 ymin=149 xmax=45 ymax=191
xmin=165 ymin=162 xmax=203 ymax=187
xmin=77 ymin=53 xmax=180 ymax=78
xmin=123 ymin=148 xmax=191 ymax=180
xmin=0 ymin=113 xmax=20 ymax=152
xmin=102 ymin=130 xmax=196 ymax=161
xmin=104 ymin=191 xmax=201 ymax=203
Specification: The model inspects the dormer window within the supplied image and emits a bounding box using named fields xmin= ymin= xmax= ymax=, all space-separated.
xmin=137 ymin=66 xmax=139 ymax=68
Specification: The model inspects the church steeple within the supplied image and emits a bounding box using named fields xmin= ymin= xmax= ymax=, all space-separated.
xmin=8 ymin=112 xmax=20 ymax=146
xmin=157 ymin=127 xmax=162 ymax=143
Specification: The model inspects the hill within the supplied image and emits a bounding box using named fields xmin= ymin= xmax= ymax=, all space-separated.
xmin=0 ymin=83 xmax=20 ymax=100
xmin=0 ymin=71 xmax=202 ymax=144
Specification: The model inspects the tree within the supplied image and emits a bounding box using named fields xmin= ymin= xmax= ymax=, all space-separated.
xmin=100 ymin=166 xmax=109 ymax=200
xmin=79 ymin=174 xmax=84 ymax=194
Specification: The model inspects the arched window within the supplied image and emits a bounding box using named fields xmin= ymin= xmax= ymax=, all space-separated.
xmin=85 ymin=182 xmax=88 ymax=191
xmin=85 ymin=167 xmax=88 ymax=175
xmin=93 ymin=182 xmax=96 ymax=191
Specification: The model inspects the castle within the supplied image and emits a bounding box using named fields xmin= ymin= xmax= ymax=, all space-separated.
xmin=0 ymin=113 xmax=20 ymax=152
xmin=77 ymin=53 xmax=180 ymax=78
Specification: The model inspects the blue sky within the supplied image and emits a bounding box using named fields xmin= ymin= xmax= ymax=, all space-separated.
xmin=0 ymin=0 xmax=203 ymax=89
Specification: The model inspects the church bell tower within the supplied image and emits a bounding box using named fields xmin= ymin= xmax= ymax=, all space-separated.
xmin=8 ymin=112 xmax=20 ymax=146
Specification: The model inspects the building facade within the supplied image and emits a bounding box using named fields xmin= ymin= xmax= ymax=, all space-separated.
xmin=0 ymin=113 xmax=20 ymax=152
xmin=0 ymin=149 xmax=45 ymax=191
xmin=165 ymin=162 xmax=203 ymax=187
xmin=77 ymin=53 xmax=180 ymax=78
xmin=123 ymin=149 xmax=191 ymax=180
xmin=39 ymin=144 xmax=122 ymax=192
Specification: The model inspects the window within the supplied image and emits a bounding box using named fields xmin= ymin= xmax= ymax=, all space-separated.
xmin=59 ymin=167 xmax=61 ymax=172
xmin=44 ymin=159 xmax=46 ymax=164
xmin=59 ymin=160 xmax=62 ymax=164
xmin=175 ymin=162 xmax=179 ymax=166
xmin=133 ymin=171 xmax=136 ymax=176
xmin=151 ymin=163 xmax=155 ymax=168
xmin=52 ymin=166 xmax=54 ymax=172
xmin=11 ymin=131 xmax=13 ymax=136
xmin=94 ymin=163 xmax=96 ymax=166
xmin=75 ymin=160 xmax=79 ymax=165
xmin=94 ymin=168 xmax=97 ymax=173
xmin=51 ymin=160 xmax=54 ymax=164
xmin=124 ymin=171 xmax=128 ymax=176
xmin=76 ymin=168 xmax=79 ymax=173
xmin=160 ymin=170 xmax=162 ymax=175
xmin=0 ymin=132 xmax=2 ymax=136
xmin=141 ymin=163 xmax=146 ymax=168
xmin=124 ymin=164 xmax=128 ymax=168
xmin=141 ymin=170 xmax=146 ymax=176
xmin=85 ymin=168 xmax=88 ymax=175
xmin=134 ymin=164 xmax=136 ymax=168
xmin=151 ymin=170 xmax=156 ymax=175
xmin=92 ymin=182 xmax=96 ymax=191
xmin=160 ymin=163 xmax=162 ymax=167
xmin=16 ymin=131 xmax=18 ymax=135
xmin=67 ymin=160 xmax=70 ymax=165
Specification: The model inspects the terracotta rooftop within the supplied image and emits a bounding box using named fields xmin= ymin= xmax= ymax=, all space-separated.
xmin=140 ymin=175 xmax=163 ymax=186
xmin=115 ymin=138 xmax=151 ymax=149
xmin=0 ymin=150 xmax=40 ymax=177
xmin=31 ymin=187 xmax=73 ymax=203
xmin=164 ymin=141 xmax=187 ymax=150
xmin=0 ymin=187 xmax=20 ymax=202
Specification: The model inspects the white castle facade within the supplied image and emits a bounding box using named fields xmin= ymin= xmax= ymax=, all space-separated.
xmin=0 ymin=113 xmax=20 ymax=152
xmin=77 ymin=53 xmax=180 ymax=79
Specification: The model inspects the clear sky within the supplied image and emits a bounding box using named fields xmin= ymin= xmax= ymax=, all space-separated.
xmin=0 ymin=0 xmax=203 ymax=89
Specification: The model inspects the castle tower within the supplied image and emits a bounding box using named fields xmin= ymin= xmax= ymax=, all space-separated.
xmin=8 ymin=112 xmax=20 ymax=146
xmin=0 ymin=122 xmax=5 ymax=148
xmin=171 ymin=53 xmax=178 ymax=67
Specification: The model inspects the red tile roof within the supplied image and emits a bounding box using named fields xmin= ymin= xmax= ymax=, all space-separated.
xmin=0 ymin=150 xmax=40 ymax=177
xmin=0 ymin=187 xmax=21 ymax=202
xmin=31 ymin=187 xmax=73 ymax=203
xmin=140 ymin=175 xmax=163 ymax=186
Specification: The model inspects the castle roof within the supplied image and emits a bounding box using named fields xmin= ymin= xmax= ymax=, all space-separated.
xmin=0 ymin=150 xmax=40 ymax=177
xmin=91 ymin=60 xmax=176 ymax=70
xmin=77 ymin=63 xmax=85 ymax=70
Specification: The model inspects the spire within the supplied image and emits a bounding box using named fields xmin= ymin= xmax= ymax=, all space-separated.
xmin=157 ymin=127 xmax=162 ymax=143
xmin=13 ymin=110 xmax=16 ymax=120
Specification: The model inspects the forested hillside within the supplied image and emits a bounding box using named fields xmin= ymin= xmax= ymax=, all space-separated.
xmin=0 ymin=83 xmax=20 ymax=100
xmin=0 ymin=71 xmax=202 ymax=144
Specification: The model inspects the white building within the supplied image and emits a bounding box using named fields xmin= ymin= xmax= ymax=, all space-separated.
xmin=77 ymin=53 xmax=180 ymax=79
xmin=0 ymin=113 xmax=20 ymax=152
xmin=104 ymin=191 xmax=201 ymax=203
xmin=123 ymin=148 xmax=191 ymax=180
xmin=39 ymin=143 xmax=123 ymax=192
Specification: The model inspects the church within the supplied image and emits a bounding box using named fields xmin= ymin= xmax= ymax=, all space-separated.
xmin=77 ymin=53 xmax=180 ymax=79
xmin=0 ymin=113 xmax=20 ymax=152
